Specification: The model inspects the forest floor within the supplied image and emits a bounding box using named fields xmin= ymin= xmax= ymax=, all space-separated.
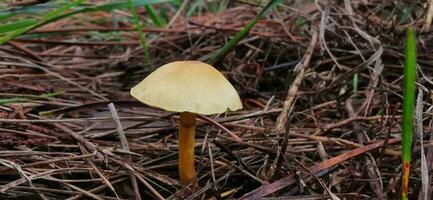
xmin=0 ymin=1 xmax=433 ymax=199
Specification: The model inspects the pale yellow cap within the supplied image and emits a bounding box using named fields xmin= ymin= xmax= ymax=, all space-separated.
xmin=130 ymin=61 xmax=243 ymax=115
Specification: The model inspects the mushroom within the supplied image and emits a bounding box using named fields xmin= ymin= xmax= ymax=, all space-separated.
xmin=130 ymin=61 xmax=242 ymax=185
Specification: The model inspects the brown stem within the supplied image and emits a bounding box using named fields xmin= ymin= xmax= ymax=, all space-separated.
xmin=179 ymin=112 xmax=196 ymax=185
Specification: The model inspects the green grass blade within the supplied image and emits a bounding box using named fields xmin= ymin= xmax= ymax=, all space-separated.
xmin=0 ymin=91 xmax=64 ymax=105
xmin=42 ymin=0 xmax=171 ymax=27
xmin=0 ymin=0 xmax=171 ymax=15
xmin=127 ymin=0 xmax=151 ymax=65
xmin=0 ymin=4 xmax=60 ymax=15
xmin=145 ymin=4 xmax=166 ymax=27
xmin=401 ymin=27 xmax=417 ymax=200
xmin=0 ymin=14 xmax=19 ymax=22
xmin=187 ymin=0 xmax=203 ymax=17
xmin=352 ymin=73 xmax=358 ymax=96
xmin=43 ymin=0 xmax=83 ymax=20
xmin=159 ymin=5 xmax=169 ymax=23
xmin=0 ymin=0 xmax=85 ymax=45
xmin=0 ymin=19 xmax=37 ymax=34
xmin=207 ymin=0 xmax=283 ymax=65
xmin=77 ymin=0 xmax=170 ymax=13
xmin=0 ymin=0 xmax=170 ymax=45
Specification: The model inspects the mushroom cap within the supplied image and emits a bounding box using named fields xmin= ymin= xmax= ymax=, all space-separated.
xmin=130 ymin=61 xmax=243 ymax=115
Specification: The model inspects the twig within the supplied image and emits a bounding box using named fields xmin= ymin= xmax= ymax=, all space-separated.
xmin=108 ymin=103 xmax=141 ymax=200
xmin=7 ymin=41 xmax=44 ymax=61
xmin=275 ymin=29 xmax=318 ymax=133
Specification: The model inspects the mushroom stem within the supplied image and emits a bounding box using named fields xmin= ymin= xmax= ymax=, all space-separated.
xmin=179 ymin=112 xmax=196 ymax=185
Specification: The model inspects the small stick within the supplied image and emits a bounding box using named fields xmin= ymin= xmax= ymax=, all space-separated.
xmin=275 ymin=30 xmax=318 ymax=133
xmin=208 ymin=145 xmax=217 ymax=192
xmin=7 ymin=41 xmax=43 ymax=61
xmin=271 ymin=30 xmax=318 ymax=177
xmin=108 ymin=103 xmax=142 ymax=200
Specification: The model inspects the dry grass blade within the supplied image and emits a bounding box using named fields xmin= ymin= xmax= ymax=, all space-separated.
xmin=88 ymin=161 xmax=120 ymax=200
xmin=416 ymin=90 xmax=429 ymax=200
xmin=423 ymin=0 xmax=433 ymax=30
